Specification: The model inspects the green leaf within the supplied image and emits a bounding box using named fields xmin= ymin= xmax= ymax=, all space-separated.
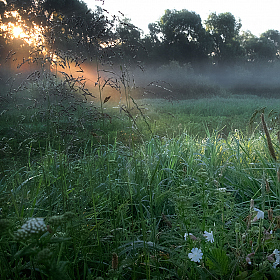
xmin=206 ymin=247 xmax=230 ymax=276
xmin=235 ymin=271 xmax=248 ymax=280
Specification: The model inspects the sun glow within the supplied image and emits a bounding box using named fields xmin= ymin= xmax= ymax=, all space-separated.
xmin=0 ymin=10 xmax=45 ymax=46
xmin=12 ymin=26 xmax=23 ymax=38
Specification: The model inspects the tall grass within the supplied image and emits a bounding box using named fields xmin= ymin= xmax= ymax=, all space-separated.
xmin=2 ymin=58 xmax=280 ymax=278
xmin=2 ymin=116 xmax=280 ymax=278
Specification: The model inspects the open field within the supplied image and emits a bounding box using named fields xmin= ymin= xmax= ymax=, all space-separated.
xmin=2 ymin=93 xmax=280 ymax=279
xmin=2 ymin=1 xmax=280 ymax=278
xmin=135 ymin=96 xmax=280 ymax=137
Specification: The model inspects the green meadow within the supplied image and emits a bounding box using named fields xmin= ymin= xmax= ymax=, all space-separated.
xmin=2 ymin=1 xmax=280 ymax=279
xmin=2 ymin=86 xmax=280 ymax=279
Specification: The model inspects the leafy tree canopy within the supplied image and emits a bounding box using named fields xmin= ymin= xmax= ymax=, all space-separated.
xmin=154 ymin=9 xmax=212 ymax=63
xmin=159 ymin=9 xmax=204 ymax=43
xmin=205 ymin=12 xmax=243 ymax=63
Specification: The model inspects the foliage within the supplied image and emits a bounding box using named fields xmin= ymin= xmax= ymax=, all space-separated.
xmin=0 ymin=0 xmax=113 ymax=69
xmin=205 ymin=12 xmax=244 ymax=64
xmin=241 ymin=31 xmax=279 ymax=62
xmin=115 ymin=18 xmax=146 ymax=61
xmin=153 ymin=9 xmax=212 ymax=63
xmin=1 ymin=1 xmax=280 ymax=78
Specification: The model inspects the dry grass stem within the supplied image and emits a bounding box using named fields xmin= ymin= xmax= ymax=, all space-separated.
xmin=261 ymin=113 xmax=276 ymax=161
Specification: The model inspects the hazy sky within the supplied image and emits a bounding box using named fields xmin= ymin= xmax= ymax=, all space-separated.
xmin=86 ymin=0 xmax=280 ymax=37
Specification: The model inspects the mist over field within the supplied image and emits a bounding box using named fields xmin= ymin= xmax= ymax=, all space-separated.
xmin=3 ymin=58 xmax=280 ymax=107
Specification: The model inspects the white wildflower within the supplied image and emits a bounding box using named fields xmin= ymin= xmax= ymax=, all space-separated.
xmin=273 ymin=249 xmax=280 ymax=256
xmin=274 ymin=249 xmax=280 ymax=262
xmin=203 ymin=230 xmax=214 ymax=243
xmin=252 ymin=208 xmax=264 ymax=221
xmin=272 ymin=249 xmax=280 ymax=268
xmin=15 ymin=217 xmax=47 ymax=240
xmin=273 ymin=261 xmax=279 ymax=269
xmin=217 ymin=188 xmax=227 ymax=192
xmin=188 ymin=248 xmax=203 ymax=263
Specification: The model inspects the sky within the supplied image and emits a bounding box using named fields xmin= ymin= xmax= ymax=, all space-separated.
xmin=86 ymin=0 xmax=280 ymax=37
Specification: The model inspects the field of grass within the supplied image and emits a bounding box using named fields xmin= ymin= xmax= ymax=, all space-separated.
xmin=2 ymin=84 xmax=280 ymax=279
xmin=135 ymin=95 xmax=280 ymax=137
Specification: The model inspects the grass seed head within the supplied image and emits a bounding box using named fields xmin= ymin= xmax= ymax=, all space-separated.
xmin=268 ymin=208 xmax=273 ymax=221
xmin=266 ymin=180 xmax=270 ymax=193
xmin=112 ymin=252 xmax=118 ymax=270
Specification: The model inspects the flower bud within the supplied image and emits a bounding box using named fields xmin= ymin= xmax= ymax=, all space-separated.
xmin=235 ymin=222 xmax=241 ymax=233
xmin=266 ymin=180 xmax=270 ymax=193
xmin=250 ymin=199 xmax=254 ymax=210
xmin=37 ymin=248 xmax=52 ymax=263
xmin=268 ymin=208 xmax=273 ymax=221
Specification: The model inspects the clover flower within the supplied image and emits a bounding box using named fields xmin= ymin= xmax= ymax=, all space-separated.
xmin=252 ymin=208 xmax=264 ymax=221
xmin=203 ymin=230 xmax=214 ymax=243
xmin=188 ymin=248 xmax=203 ymax=263
xmin=15 ymin=217 xmax=47 ymax=240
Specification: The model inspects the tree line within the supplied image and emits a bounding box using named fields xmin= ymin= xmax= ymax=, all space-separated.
xmin=1 ymin=0 xmax=280 ymax=72
xmin=122 ymin=9 xmax=280 ymax=68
